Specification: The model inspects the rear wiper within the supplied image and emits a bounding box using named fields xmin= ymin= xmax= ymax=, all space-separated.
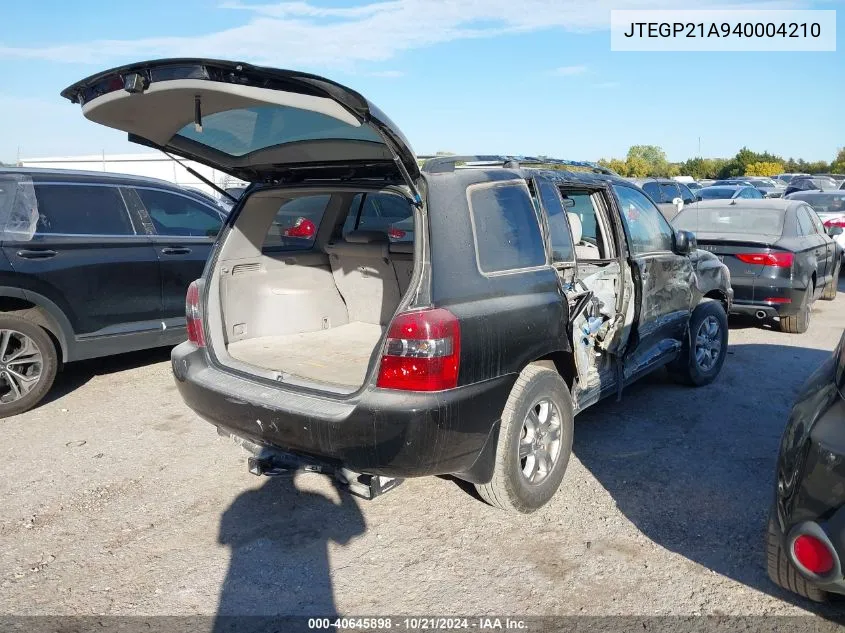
xmin=160 ymin=150 xmax=238 ymax=204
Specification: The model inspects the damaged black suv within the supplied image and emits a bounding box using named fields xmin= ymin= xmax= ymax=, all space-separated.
xmin=63 ymin=59 xmax=734 ymax=512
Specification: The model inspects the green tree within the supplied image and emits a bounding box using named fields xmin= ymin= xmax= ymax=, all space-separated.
xmin=627 ymin=145 xmax=669 ymax=176
xmin=745 ymin=161 xmax=784 ymax=177
xmin=831 ymin=148 xmax=845 ymax=174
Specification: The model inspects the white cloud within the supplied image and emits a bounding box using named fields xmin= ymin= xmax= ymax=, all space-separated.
xmin=593 ymin=81 xmax=619 ymax=88
xmin=0 ymin=0 xmax=811 ymax=67
xmin=552 ymin=65 xmax=588 ymax=76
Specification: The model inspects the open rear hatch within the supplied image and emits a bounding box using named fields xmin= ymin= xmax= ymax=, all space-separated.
xmin=61 ymin=58 xmax=420 ymax=194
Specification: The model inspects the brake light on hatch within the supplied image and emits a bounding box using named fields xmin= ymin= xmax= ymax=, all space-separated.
xmin=186 ymin=280 xmax=205 ymax=347
xmin=377 ymin=308 xmax=460 ymax=391
xmin=283 ymin=217 xmax=316 ymax=239
xmin=735 ymin=252 xmax=794 ymax=268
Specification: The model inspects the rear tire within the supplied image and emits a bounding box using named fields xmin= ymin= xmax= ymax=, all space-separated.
xmin=475 ymin=364 xmax=574 ymax=513
xmin=780 ymin=287 xmax=811 ymax=334
xmin=821 ymin=264 xmax=839 ymax=301
xmin=0 ymin=315 xmax=58 ymax=419
xmin=767 ymin=511 xmax=827 ymax=602
xmin=667 ymin=300 xmax=728 ymax=387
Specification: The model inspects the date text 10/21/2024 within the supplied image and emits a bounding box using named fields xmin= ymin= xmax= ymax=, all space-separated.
xmin=307 ymin=617 xmax=528 ymax=631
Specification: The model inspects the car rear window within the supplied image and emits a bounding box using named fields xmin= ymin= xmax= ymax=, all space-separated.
xmin=176 ymin=105 xmax=383 ymax=157
xmin=263 ymin=194 xmax=331 ymax=251
xmin=33 ymin=184 xmax=134 ymax=236
xmin=674 ymin=207 xmax=786 ymax=236
xmin=698 ymin=187 xmax=737 ymax=200
xmin=468 ymin=182 xmax=546 ymax=274
xmin=343 ymin=192 xmax=414 ymax=242
xmin=788 ymin=193 xmax=845 ymax=213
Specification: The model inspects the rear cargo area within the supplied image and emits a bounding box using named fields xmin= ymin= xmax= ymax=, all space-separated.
xmin=211 ymin=188 xmax=416 ymax=390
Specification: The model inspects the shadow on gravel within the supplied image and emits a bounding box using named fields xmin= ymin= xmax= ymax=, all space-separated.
xmin=574 ymin=342 xmax=844 ymax=618
xmin=213 ymin=474 xmax=365 ymax=629
xmin=42 ymin=346 xmax=174 ymax=407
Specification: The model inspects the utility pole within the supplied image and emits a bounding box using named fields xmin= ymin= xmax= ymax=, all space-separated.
xmin=698 ymin=137 xmax=702 ymax=157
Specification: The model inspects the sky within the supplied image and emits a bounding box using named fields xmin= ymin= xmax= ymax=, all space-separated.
xmin=0 ymin=0 xmax=843 ymax=164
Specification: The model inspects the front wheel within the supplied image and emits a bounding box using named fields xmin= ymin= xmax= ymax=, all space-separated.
xmin=667 ymin=300 xmax=728 ymax=387
xmin=0 ymin=315 xmax=58 ymax=419
xmin=475 ymin=364 xmax=574 ymax=513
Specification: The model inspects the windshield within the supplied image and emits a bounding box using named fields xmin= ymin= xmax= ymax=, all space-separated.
xmin=674 ymin=206 xmax=785 ymax=236
xmin=698 ymin=187 xmax=738 ymax=200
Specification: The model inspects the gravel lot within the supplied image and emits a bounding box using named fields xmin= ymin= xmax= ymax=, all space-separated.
xmin=2 ymin=279 xmax=844 ymax=619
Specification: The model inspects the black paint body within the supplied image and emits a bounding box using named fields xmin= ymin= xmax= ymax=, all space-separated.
xmin=173 ymin=167 xmax=733 ymax=482
xmin=772 ymin=330 xmax=845 ymax=596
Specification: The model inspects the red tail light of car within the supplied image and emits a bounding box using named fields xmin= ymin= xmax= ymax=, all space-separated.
xmin=823 ymin=217 xmax=845 ymax=229
xmin=186 ymin=280 xmax=205 ymax=347
xmin=792 ymin=534 xmax=835 ymax=575
xmin=736 ymin=252 xmax=794 ymax=268
xmin=283 ymin=217 xmax=316 ymax=239
xmin=388 ymin=226 xmax=406 ymax=240
xmin=377 ymin=308 xmax=460 ymax=391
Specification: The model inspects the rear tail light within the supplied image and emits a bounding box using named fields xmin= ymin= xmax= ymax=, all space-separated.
xmin=186 ymin=280 xmax=205 ymax=347
xmin=376 ymin=308 xmax=460 ymax=391
xmin=823 ymin=217 xmax=845 ymax=229
xmin=736 ymin=252 xmax=794 ymax=268
xmin=792 ymin=534 xmax=835 ymax=575
xmin=283 ymin=217 xmax=316 ymax=239
xmin=763 ymin=297 xmax=792 ymax=304
xmin=388 ymin=226 xmax=406 ymax=240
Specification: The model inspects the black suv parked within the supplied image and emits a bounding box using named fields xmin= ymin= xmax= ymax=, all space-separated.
xmin=63 ymin=59 xmax=733 ymax=511
xmin=0 ymin=168 xmax=225 ymax=416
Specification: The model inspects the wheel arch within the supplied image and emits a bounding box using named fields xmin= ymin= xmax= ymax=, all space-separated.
xmin=0 ymin=287 xmax=73 ymax=362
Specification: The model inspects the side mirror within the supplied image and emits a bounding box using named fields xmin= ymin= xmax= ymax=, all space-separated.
xmin=695 ymin=194 xmax=703 ymax=202
xmin=672 ymin=197 xmax=684 ymax=212
xmin=674 ymin=229 xmax=697 ymax=255
xmin=829 ymin=226 xmax=844 ymax=237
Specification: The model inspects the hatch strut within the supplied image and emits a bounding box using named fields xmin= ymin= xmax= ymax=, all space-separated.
xmin=160 ymin=150 xmax=238 ymax=203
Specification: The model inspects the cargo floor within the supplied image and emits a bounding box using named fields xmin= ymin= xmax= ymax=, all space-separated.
xmin=226 ymin=321 xmax=385 ymax=387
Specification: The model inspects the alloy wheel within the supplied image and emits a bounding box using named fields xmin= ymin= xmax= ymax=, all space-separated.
xmin=0 ymin=329 xmax=43 ymax=404
xmin=518 ymin=398 xmax=562 ymax=485
xmin=694 ymin=315 xmax=722 ymax=372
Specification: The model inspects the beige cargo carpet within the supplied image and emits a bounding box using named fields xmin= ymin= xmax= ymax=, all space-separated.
xmin=227 ymin=321 xmax=385 ymax=387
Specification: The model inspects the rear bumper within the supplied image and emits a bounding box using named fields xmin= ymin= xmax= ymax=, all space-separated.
xmin=171 ymin=342 xmax=513 ymax=480
xmin=729 ymin=284 xmax=806 ymax=318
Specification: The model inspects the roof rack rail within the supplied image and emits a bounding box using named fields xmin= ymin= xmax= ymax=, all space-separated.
xmin=420 ymin=155 xmax=616 ymax=175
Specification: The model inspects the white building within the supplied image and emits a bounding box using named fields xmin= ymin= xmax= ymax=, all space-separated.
xmin=18 ymin=152 xmax=247 ymax=197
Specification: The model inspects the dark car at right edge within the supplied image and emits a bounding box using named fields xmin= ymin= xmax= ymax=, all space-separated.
xmin=768 ymin=329 xmax=845 ymax=602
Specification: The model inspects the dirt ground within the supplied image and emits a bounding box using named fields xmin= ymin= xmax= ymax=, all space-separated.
xmin=1 ymin=279 xmax=844 ymax=619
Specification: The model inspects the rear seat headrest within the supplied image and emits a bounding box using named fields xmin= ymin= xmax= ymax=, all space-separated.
xmin=345 ymin=230 xmax=390 ymax=244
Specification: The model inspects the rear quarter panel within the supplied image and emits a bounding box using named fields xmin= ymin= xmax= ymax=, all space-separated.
xmin=424 ymin=170 xmax=570 ymax=385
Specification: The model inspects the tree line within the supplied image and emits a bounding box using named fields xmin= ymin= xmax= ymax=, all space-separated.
xmin=597 ymin=145 xmax=845 ymax=179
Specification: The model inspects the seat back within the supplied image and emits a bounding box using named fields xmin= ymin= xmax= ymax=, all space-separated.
xmin=325 ymin=230 xmax=401 ymax=325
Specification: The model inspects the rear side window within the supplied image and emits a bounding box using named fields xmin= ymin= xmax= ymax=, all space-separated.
xmin=797 ymin=206 xmax=817 ymax=235
xmin=536 ymin=181 xmax=574 ymax=263
xmin=263 ymin=194 xmax=331 ymax=251
xmin=468 ymin=182 xmax=546 ymax=274
xmin=343 ymin=192 xmax=413 ymax=242
xmin=135 ymin=188 xmax=222 ymax=237
xmin=33 ymin=184 xmax=134 ymax=236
